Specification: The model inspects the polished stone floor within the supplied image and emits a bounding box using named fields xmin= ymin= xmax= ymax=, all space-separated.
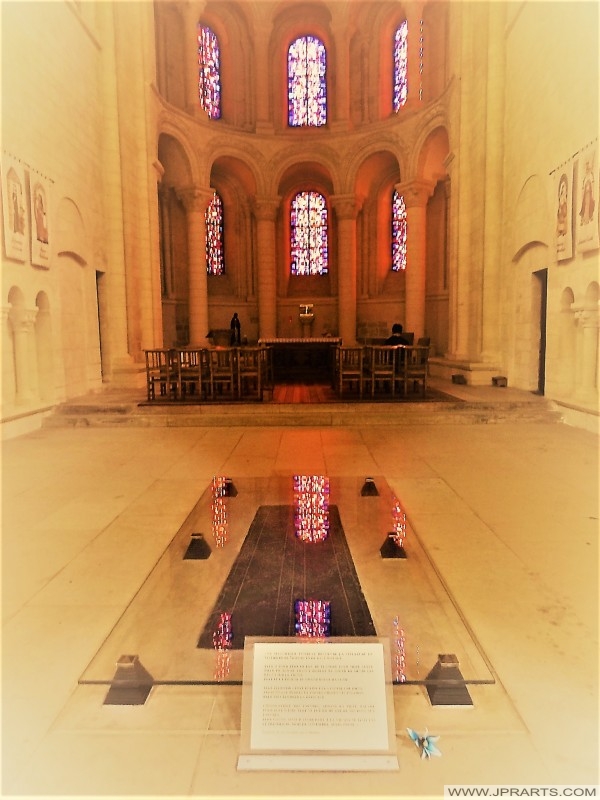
xmin=1 ymin=392 xmax=598 ymax=797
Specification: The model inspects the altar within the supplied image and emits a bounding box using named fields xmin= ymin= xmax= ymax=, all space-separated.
xmin=258 ymin=337 xmax=342 ymax=382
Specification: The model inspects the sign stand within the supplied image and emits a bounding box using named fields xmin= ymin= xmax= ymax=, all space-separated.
xmin=237 ymin=637 xmax=399 ymax=771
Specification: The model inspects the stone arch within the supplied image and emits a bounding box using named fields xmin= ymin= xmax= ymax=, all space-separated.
xmin=35 ymin=291 xmax=55 ymax=402
xmin=276 ymin=160 xmax=335 ymax=301
xmin=354 ymin=150 xmax=402 ymax=298
xmin=5 ymin=286 xmax=36 ymax=405
xmin=269 ymin=2 xmax=335 ymax=131
xmin=154 ymin=2 xmax=187 ymax=111
xmin=208 ymin=155 xmax=258 ymax=302
xmin=511 ymin=175 xmax=550 ymax=260
xmin=200 ymin=2 xmax=255 ymax=128
xmin=55 ymin=197 xmax=88 ymax=264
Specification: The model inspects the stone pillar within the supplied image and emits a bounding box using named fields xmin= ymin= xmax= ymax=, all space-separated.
xmin=331 ymin=6 xmax=350 ymax=127
xmin=253 ymin=14 xmax=273 ymax=132
xmin=405 ymin=3 xmax=424 ymax=109
xmin=98 ymin=1 xmax=133 ymax=372
xmin=332 ymin=194 xmax=359 ymax=344
xmin=8 ymin=306 xmax=37 ymax=404
xmin=480 ymin=2 xmax=506 ymax=365
xmin=396 ymin=179 xmax=434 ymax=340
xmin=577 ymin=307 xmax=600 ymax=400
xmin=253 ymin=198 xmax=279 ymax=339
xmin=178 ymin=187 xmax=212 ymax=345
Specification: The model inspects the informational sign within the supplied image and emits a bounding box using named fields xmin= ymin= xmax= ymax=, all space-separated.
xmin=238 ymin=637 xmax=399 ymax=771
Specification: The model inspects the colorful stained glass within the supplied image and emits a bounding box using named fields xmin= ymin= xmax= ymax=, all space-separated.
xmin=198 ymin=24 xmax=221 ymax=119
xmin=392 ymin=190 xmax=407 ymax=271
xmin=288 ymin=35 xmax=327 ymax=126
xmin=393 ymin=20 xmax=408 ymax=112
xmin=290 ymin=192 xmax=328 ymax=275
xmin=206 ymin=193 xmax=224 ymax=275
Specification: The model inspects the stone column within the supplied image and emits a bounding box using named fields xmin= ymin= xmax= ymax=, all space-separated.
xmin=253 ymin=198 xmax=279 ymax=339
xmin=8 ymin=306 xmax=37 ymax=404
xmin=178 ymin=187 xmax=212 ymax=345
xmin=331 ymin=194 xmax=359 ymax=344
xmin=480 ymin=2 xmax=506 ymax=365
xmin=330 ymin=6 xmax=350 ymax=127
xmin=577 ymin=307 xmax=600 ymax=400
xmin=253 ymin=13 xmax=273 ymax=132
xmin=396 ymin=179 xmax=434 ymax=340
xmin=98 ymin=0 xmax=133 ymax=373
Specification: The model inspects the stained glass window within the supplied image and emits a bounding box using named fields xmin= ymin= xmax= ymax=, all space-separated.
xmin=392 ymin=190 xmax=407 ymax=271
xmin=206 ymin=192 xmax=225 ymax=275
xmin=393 ymin=20 xmax=408 ymax=112
xmin=290 ymin=191 xmax=328 ymax=275
xmin=198 ymin=24 xmax=221 ymax=119
xmin=288 ymin=36 xmax=327 ymax=126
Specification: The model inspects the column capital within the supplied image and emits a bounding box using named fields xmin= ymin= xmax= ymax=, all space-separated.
xmin=331 ymin=194 xmax=360 ymax=220
xmin=253 ymin=197 xmax=280 ymax=222
xmin=177 ymin=186 xmax=214 ymax=213
xmin=8 ymin=306 xmax=37 ymax=332
xmin=395 ymin=179 xmax=436 ymax=208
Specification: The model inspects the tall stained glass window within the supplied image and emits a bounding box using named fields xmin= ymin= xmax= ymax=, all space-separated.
xmin=290 ymin=191 xmax=328 ymax=275
xmin=393 ymin=20 xmax=408 ymax=112
xmin=288 ymin=36 xmax=327 ymax=126
xmin=392 ymin=190 xmax=407 ymax=271
xmin=198 ymin=24 xmax=221 ymax=119
xmin=206 ymin=192 xmax=224 ymax=275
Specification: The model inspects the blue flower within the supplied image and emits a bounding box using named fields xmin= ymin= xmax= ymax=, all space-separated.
xmin=407 ymin=727 xmax=442 ymax=759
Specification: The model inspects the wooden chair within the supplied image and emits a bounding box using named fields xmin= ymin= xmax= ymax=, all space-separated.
xmin=237 ymin=347 xmax=263 ymax=400
xmin=208 ymin=348 xmax=236 ymax=399
xmin=364 ymin=345 xmax=397 ymax=397
xmin=395 ymin=345 xmax=429 ymax=397
xmin=336 ymin=346 xmax=364 ymax=398
xmin=176 ymin=348 xmax=209 ymax=400
xmin=145 ymin=349 xmax=177 ymax=401
xmin=259 ymin=346 xmax=274 ymax=396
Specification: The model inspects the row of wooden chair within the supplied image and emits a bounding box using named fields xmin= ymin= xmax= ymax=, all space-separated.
xmin=334 ymin=342 xmax=430 ymax=399
xmin=145 ymin=347 xmax=272 ymax=402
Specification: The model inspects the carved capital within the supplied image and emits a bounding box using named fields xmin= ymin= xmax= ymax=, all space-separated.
xmin=177 ymin=186 xmax=214 ymax=213
xmin=395 ymin=179 xmax=436 ymax=208
xmin=253 ymin=197 xmax=280 ymax=222
xmin=8 ymin=306 xmax=37 ymax=332
xmin=331 ymin=193 xmax=360 ymax=220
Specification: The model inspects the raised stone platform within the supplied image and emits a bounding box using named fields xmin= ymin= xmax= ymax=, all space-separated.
xmin=42 ymin=378 xmax=563 ymax=428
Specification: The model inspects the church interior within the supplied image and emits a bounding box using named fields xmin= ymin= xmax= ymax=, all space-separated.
xmin=1 ymin=0 xmax=598 ymax=796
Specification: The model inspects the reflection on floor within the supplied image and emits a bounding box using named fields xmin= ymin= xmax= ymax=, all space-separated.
xmin=197 ymin=504 xmax=376 ymax=648
xmin=2 ymin=413 xmax=597 ymax=796
xmin=79 ymin=476 xmax=493 ymax=686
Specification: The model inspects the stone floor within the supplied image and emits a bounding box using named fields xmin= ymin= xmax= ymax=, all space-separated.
xmin=1 ymin=383 xmax=598 ymax=798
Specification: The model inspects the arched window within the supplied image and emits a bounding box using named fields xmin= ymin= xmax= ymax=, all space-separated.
xmin=392 ymin=190 xmax=407 ymax=270
xmin=198 ymin=24 xmax=221 ymax=119
xmin=393 ymin=20 xmax=408 ymax=112
xmin=290 ymin=191 xmax=328 ymax=275
xmin=206 ymin=192 xmax=225 ymax=275
xmin=288 ymin=36 xmax=327 ymax=126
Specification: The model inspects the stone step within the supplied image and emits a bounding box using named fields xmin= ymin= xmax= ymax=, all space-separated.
xmin=44 ymin=398 xmax=562 ymax=428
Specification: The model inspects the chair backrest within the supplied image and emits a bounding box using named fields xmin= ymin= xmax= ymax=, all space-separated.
xmin=145 ymin=348 xmax=171 ymax=371
xmin=369 ymin=345 xmax=397 ymax=369
xmin=209 ymin=347 xmax=235 ymax=372
xmin=416 ymin=337 xmax=430 ymax=347
xmin=339 ymin=346 xmax=363 ymax=370
xmin=402 ymin=332 xmax=415 ymax=345
xmin=238 ymin=347 xmax=261 ymax=372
